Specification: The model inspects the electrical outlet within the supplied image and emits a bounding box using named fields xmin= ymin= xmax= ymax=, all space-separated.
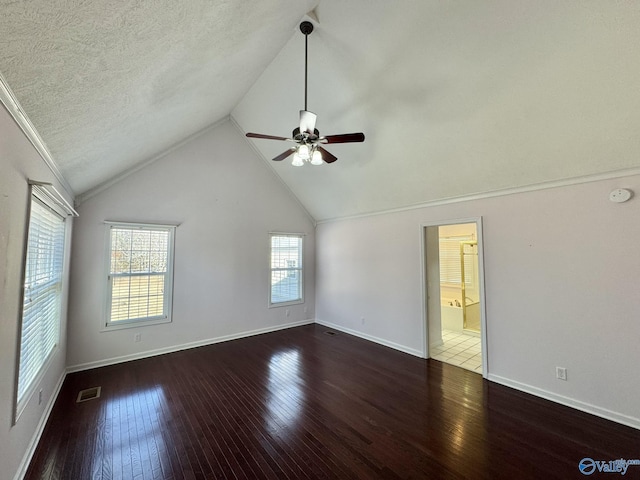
xmin=556 ymin=366 xmax=567 ymax=381
xmin=285 ymin=309 xmax=290 ymax=317
xmin=38 ymin=389 xmax=43 ymax=405
xmin=134 ymin=333 xmax=142 ymax=343
xmin=360 ymin=317 xmax=365 ymax=325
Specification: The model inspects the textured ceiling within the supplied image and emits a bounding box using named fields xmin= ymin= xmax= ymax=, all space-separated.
xmin=2 ymin=1 xmax=640 ymax=221
xmin=0 ymin=0 xmax=317 ymax=193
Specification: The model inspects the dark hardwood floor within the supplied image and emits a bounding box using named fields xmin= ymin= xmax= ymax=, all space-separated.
xmin=26 ymin=324 xmax=639 ymax=479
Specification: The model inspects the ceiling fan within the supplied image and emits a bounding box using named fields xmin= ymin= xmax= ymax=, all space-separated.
xmin=246 ymin=21 xmax=365 ymax=166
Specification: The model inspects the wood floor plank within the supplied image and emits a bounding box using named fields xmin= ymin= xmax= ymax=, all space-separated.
xmin=24 ymin=324 xmax=640 ymax=479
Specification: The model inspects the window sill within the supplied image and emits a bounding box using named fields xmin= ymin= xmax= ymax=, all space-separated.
xmin=101 ymin=317 xmax=172 ymax=332
xmin=269 ymin=299 xmax=304 ymax=308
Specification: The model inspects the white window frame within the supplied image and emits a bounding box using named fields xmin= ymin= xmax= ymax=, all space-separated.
xmin=269 ymin=233 xmax=304 ymax=307
xmin=15 ymin=184 xmax=71 ymax=421
xmin=104 ymin=222 xmax=176 ymax=330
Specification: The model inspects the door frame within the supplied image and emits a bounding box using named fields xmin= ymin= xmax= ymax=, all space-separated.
xmin=420 ymin=217 xmax=489 ymax=378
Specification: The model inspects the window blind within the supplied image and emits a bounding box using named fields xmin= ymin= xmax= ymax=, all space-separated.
xmin=270 ymin=234 xmax=303 ymax=305
xmin=439 ymin=236 xmax=476 ymax=285
xmin=17 ymin=195 xmax=66 ymax=412
xmin=106 ymin=224 xmax=175 ymax=326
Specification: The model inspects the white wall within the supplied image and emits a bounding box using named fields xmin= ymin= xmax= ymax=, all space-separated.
xmin=0 ymin=104 xmax=73 ymax=480
xmin=67 ymin=120 xmax=315 ymax=369
xmin=316 ymin=175 xmax=640 ymax=428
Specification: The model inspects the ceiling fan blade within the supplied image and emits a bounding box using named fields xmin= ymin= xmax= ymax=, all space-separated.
xmin=321 ymin=132 xmax=365 ymax=144
xmin=246 ymin=132 xmax=291 ymax=141
xmin=273 ymin=149 xmax=296 ymax=162
xmin=317 ymin=146 xmax=338 ymax=164
xmin=299 ymin=110 xmax=317 ymax=134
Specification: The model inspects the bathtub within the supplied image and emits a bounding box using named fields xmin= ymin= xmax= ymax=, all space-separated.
xmin=441 ymin=302 xmax=464 ymax=332
xmin=441 ymin=298 xmax=481 ymax=334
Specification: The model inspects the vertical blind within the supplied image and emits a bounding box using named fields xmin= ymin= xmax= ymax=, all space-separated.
xmin=270 ymin=234 xmax=303 ymax=304
xmin=17 ymin=195 xmax=65 ymax=407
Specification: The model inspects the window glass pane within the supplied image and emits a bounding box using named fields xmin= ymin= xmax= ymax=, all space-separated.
xmin=150 ymin=252 xmax=167 ymax=273
xmin=131 ymin=230 xmax=150 ymax=251
xmin=271 ymin=270 xmax=301 ymax=303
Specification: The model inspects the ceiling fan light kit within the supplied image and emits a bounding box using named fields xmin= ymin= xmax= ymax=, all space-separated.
xmin=245 ymin=21 xmax=365 ymax=166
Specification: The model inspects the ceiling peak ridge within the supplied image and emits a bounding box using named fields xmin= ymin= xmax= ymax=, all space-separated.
xmin=303 ymin=8 xmax=319 ymax=26
xmin=230 ymin=115 xmax=317 ymax=227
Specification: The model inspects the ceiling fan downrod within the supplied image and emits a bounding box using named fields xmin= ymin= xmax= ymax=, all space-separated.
xmin=300 ymin=21 xmax=314 ymax=112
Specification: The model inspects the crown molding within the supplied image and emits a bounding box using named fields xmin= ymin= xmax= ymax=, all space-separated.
xmin=0 ymin=71 xmax=74 ymax=198
xmin=316 ymin=167 xmax=640 ymax=225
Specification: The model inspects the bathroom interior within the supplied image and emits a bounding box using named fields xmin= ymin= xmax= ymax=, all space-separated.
xmin=426 ymin=222 xmax=483 ymax=373
xmin=438 ymin=223 xmax=480 ymax=336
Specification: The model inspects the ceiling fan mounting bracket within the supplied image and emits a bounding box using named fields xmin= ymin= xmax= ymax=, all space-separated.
xmin=300 ymin=21 xmax=314 ymax=35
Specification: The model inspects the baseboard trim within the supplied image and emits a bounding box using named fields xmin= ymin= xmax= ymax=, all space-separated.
xmin=66 ymin=320 xmax=314 ymax=373
xmin=14 ymin=322 xmax=638 ymax=480
xmin=488 ymin=374 xmax=640 ymax=430
xmin=13 ymin=370 xmax=67 ymax=480
xmin=315 ymin=318 xmax=423 ymax=358
xmin=314 ymin=321 xmax=638 ymax=430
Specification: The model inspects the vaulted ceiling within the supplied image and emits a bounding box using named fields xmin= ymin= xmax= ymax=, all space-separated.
xmin=2 ymin=1 xmax=640 ymax=221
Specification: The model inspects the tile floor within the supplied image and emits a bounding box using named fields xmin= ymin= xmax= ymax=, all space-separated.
xmin=430 ymin=329 xmax=482 ymax=373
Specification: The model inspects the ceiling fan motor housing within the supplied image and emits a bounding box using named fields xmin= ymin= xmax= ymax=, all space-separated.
xmin=293 ymin=127 xmax=320 ymax=144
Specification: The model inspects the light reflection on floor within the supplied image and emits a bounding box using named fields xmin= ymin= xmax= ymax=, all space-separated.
xmin=267 ymin=349 xmax=304 ymax=431
xmin=102 ymin=385 xmax=169 ymax=476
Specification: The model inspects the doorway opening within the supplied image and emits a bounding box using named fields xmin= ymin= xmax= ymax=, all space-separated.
xmin=422 ymin=219 xmax=487 ymax=376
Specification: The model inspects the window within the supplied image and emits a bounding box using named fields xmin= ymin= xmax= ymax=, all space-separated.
xmin=269 ymin=234 xmax=303 ymax=306
xmin=106 ymin=223 xmax=175 ymax=328
xmin=16 ymin=187 xmax=67 ymax=416
xmin=439 ymin=235 xmax=476 ymax=285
